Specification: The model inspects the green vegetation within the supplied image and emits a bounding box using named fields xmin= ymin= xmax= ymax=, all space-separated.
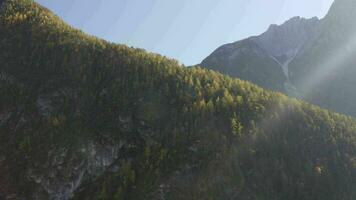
xmin=0 ymin=0 xmax=355 ymax=199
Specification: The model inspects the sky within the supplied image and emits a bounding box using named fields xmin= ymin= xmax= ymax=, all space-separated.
xmin=35 ymin=0 xmax=334 ymax=65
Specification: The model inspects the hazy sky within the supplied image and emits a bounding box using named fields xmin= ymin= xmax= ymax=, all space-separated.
xmin=35 ymin=0 xmax=334 ymax=65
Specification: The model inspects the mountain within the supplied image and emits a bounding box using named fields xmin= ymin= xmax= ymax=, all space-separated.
xmin=288 ymin=0 xmax=356 ymax=116
xmin=1 ymin=0 xmax=356 ymax=200
xmin=201 ymin=0 xmax=356 ymax=117
xmin=201 ymin=16 xmax=321 ymax=92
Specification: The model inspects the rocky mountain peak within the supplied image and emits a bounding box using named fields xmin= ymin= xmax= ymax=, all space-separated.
xmin=253 ymin=16 xmax=321 ymax=59
xmin=324 ymin=0 xmax=356 ymax=31
xmin=327 ymin=0 xmax=356 ymax=17
xmin=200 ymin=15 xmax=322 ymax=92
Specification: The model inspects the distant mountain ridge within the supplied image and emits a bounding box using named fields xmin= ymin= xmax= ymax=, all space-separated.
xmin=201 ymin=16 xmax=321 ymax=92
xmin=288 ymin=0 xmax=356 ymax=116
xmin=253 ymin=16 xmax=320 ymax=67
xmin=201 ymin=0 xmax=356 ymax=117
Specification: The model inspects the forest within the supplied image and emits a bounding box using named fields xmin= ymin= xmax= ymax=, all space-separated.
xmin=0 ymin=0 xmax=355 ymax=199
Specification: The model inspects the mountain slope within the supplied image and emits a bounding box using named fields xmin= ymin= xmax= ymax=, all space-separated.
xmin=0 ymin=1 xmax=356 ymax=200
xmin=288 ymin=0 xmax=356 ymax=116
xmin=201 ymin=16 xmax=321 ymax=92
xmin=200 ymin=38 xmax=287 ymax=91
xmin=201 ymin=0 xmax=356 ymax=118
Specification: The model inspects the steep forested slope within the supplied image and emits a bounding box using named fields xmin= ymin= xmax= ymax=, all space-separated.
xmin=0 ymin=0 xmax=355 ymax=200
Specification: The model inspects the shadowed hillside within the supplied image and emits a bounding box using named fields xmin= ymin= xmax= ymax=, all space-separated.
xmin=0 ymin=0 xmax=355 ymax=199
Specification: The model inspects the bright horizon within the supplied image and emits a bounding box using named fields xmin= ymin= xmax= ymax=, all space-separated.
xmin=35 ymin=0 xmax=334 ymax=65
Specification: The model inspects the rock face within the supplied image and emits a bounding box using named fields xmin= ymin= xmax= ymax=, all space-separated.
xmin=288 ymin=0 xmax=356 ymax=116
xmin=201 ymin=39 xmax=287 ymax=91
xmin=28 ymin=142 xmax=122 ymax=200
xmin=201 ymin=16 xmax=321 ymax=92
xmin=201 ymin=0 xmax=356 ymax=117
xmin=324 ymin=0 xmax=356 ymax=27
xmin=253 ymin=17 xmax=320 ymax=64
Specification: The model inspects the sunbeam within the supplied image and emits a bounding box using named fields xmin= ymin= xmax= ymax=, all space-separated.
xmin=299 ymin=33 xmax=356 ymax=98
